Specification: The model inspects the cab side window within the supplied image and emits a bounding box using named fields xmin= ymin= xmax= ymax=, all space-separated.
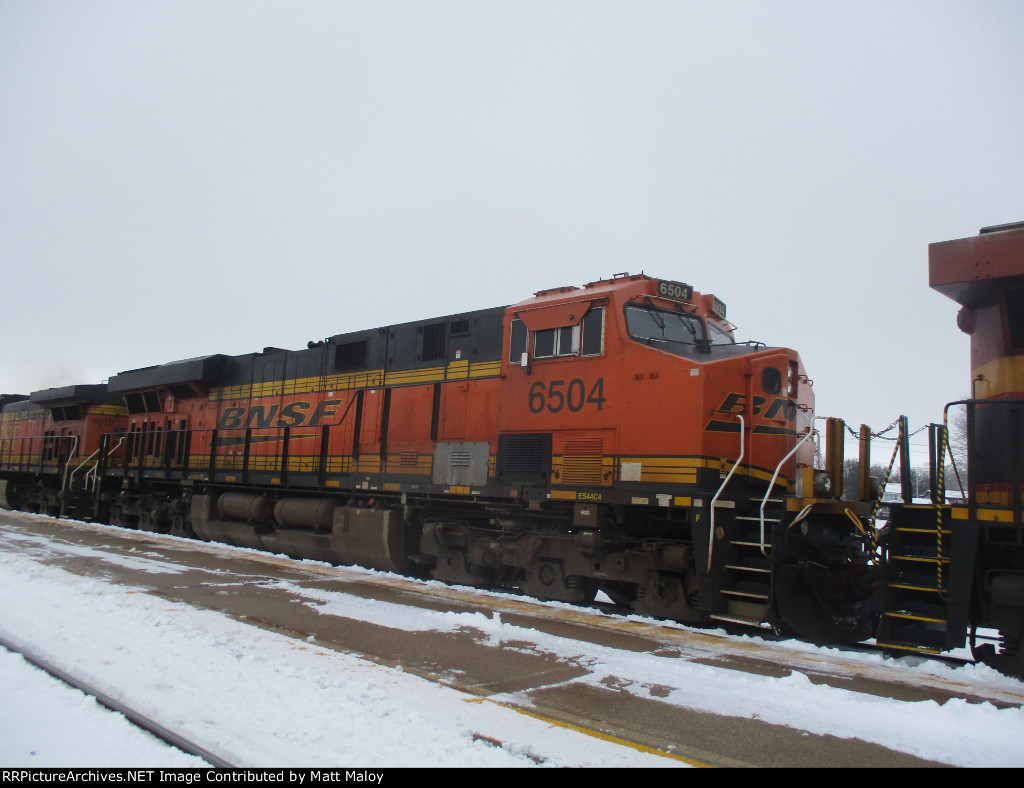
xmin=535 ymin=325 xmax=578 ymax=359
xmin=581 ymin=306 xmax=604 ymax=356
xmin=509 ymin=319 xmax=528 ymax=363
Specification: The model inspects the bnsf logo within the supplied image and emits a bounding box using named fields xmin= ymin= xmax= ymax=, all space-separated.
xmin=716 ymin=392 xmax=796 ymax=422
xmin=217 ymin=400 xmax=343 ymax=430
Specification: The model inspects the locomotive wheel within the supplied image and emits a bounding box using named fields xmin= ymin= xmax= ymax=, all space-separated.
xmin=632 ymin=573 xmax=704 ymax=623
xmin=972 ymin=620 xmax=1024 ymax=679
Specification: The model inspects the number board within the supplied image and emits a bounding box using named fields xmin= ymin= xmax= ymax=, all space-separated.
xmin=656 ymin=280 xmax=693 ymax=301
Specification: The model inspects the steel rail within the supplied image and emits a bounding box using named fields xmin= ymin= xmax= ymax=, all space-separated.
xmin=0 ymin=631 xmax=235 ymax=768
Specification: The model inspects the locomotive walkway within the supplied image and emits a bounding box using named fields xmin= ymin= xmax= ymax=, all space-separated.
xmin=3 ymin=511 xmax=1015 ymax=767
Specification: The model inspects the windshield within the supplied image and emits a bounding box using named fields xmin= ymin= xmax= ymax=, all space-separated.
xmin=625 ymin=303 xmax=710 ymax=346
xmin=707 ymin=320 xmax=735 ymax=346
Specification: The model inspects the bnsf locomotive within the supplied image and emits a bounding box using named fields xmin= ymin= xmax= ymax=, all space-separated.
xmin=0 ymin=274 xmax=876 ymax=640
xmin=2 ymin=233 xmax=1023 ymax=675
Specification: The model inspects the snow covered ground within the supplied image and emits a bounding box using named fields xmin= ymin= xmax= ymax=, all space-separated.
xmin=2 ymin=514 xmax=1024 ymax=768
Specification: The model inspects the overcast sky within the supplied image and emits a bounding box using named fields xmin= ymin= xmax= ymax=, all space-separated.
xmin=2 ymin=1 xmax=1022 ymax=465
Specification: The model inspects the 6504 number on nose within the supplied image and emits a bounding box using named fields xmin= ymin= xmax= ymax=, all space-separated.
xmin=528 ymin=378 xmax=606 ymax=414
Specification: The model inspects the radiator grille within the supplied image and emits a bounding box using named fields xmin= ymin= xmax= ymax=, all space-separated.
xmin=497 ymin=433 xmax=551 ymax=484
xmin=504 ymin=438 xmax=543 ymax=473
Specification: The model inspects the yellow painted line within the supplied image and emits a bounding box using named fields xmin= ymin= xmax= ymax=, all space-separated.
xmin=386 ymin=368 xmax=446 ymax=385
xmin=477 ymin=698 xmax=710 ymax=767
xmin=88 ymin=405 xmax=129 ymax=416
xmin=469 ymin=361 xmax=502 ymax=378
xmin=976 ymin=509 xmax=1014 ymax=522
xmin=948 ymin=506 xmax=1017 ymax=522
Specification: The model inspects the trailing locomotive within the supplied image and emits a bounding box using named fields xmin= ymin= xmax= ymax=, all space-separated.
xmin=878 ymin=221 xmax=1024 ymax=674
xmin=0 ymin=273 xmax=879 ymax=644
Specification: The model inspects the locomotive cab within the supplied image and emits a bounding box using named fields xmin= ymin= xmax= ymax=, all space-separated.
xmin=493 ymin=273 xmax=874 ymax=639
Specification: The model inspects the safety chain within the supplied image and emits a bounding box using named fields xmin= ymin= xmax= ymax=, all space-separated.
xmin=870 ymin=430 xmax=903 ymax=522
xmin=844 ymin=417 xmax=930 ymax=441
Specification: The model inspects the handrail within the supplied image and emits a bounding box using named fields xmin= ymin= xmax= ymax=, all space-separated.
xmin=69 ymin=446 xmax=102 ymax=486
xmin=707 ymin=414 xmax=744 ymax=573
xmin=759 ymin=411 xmax=816 ymax=557
xmin=85 ymin=435 xmax=125 ymax=490
xmin=56 ymin=435 xmax=80 ymax=517
xmin=1 ymin=433 xmax=78 ymax=473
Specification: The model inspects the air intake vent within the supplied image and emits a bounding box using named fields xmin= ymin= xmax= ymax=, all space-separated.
xmin=561 ymin=438 xmax=604 ymax=485
xmin=421 ymin=322 xmax=446 ymax=362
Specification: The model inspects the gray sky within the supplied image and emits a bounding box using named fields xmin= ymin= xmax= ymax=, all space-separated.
xmin=2 ymin=1 xmax=1022 ymax=466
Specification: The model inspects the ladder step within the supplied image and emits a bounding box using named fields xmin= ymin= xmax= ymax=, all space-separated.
xmin=883 ymin=610 xmax=947 ymax=625
xmin=722 ymin=588 xmax=769 ymax=601
xmin=891 ymin=554 xmax=950 ymax=564
xmin=726 ymin=564 xmax=771 ymax=574
xmin=875 ymin=641 xmax=942 ymax=655
xmin=887 ymin=582 xmax=948 ymax=593
xmin=709 ymin=613 xmax=771 ymax=628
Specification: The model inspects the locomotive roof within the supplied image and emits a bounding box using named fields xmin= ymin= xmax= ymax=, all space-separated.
xmin=29 ymin=384 xmax=123 ymax=407
xmin=109 ymin=355 xmax=230 ymax=393
xmin=930 ymin=222 xmax=1024 ymax=307
xmin=323 ymin=304 xmax=508 ymax=346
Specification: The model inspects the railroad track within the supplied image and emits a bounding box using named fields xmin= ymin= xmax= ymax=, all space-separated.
xmin=0 ymin=631 xmax=234 ymax=768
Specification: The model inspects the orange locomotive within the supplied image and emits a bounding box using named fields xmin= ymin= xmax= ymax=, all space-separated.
xmin=0 ymin=274 xmax=878 ymax=643
xmin=0 ymin=387 xmax=127 ymax=517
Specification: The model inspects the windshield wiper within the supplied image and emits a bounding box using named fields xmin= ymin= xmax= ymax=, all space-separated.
xmin=643 ymin=298 xmax=665 ymax=330
xmin=670 ymin=303 xmax=712 ymax=353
